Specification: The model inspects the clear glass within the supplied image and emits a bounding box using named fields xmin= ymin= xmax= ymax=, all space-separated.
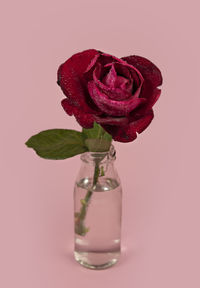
xmin=74 ymin=145 xmax=122 ymax=270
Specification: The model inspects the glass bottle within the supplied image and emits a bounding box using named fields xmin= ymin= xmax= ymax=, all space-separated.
xmin=74 ymin=145 xmax=122 ymax=270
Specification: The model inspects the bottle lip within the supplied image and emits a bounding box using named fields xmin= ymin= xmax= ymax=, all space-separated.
xmin=80 ymin=144 xmax=116 ymax=164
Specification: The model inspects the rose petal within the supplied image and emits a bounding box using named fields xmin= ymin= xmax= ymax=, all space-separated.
xmin=94 ymin=60 xmax=144 ymax=101
xmin=131 ymin=109 xmax=154 ymax=133
xmin=98 ymin=52 xmax=145 ymax=89
xmin=93 ymin=64 xmax=133 ymax=101
xmin=103 ymin=64 xmax=117 ymax=87
xmin=142 ymin=88 xmax=161 ymax=112
xmin=88 ymin=81 xmax=145 ymax=116
xmin=101 ymin=109 xmax=153 ymax=142
xmin=61 ymin=98 xmax=95 ymax=128
xmin=75 ymin=112 xmax=95 ymax=129
xmin=105 ymin=62 xmax=141 ymax=89
xmin=122 ymin=55 xmax=163 ymax=88
xmin=61 ymin=98 xmax=74 ymax=116
xmin=57 ymin=49 xmax=100 ymax=114
xmin=85 ymin=53 xmax=100 ymax=73
xmin=121 ymin=56 xmax=162 ymax=109
xmin=102 ymin=71 xmax=132 ymax=101
xmin=132 ymin=88 xmax=161 ymax=116
xmin=95 ymin=116 xmax=129 ymax=126
xmin=97 ymin=52 xmax=122 ymax=66
xmin=103 ymin=64 xmax=132 ymax=94
xmin=114 ymin=76 xmax=129 ymax=89
xmin=83 ymin=53 xmax=100 ymax=83
xmin=105 ymin=62 xmax=132 ymax=79
xmin=102 ymin=124 xmax=137 ymax=143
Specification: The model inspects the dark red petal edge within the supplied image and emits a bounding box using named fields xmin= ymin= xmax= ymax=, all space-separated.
xmin=132 ymin=109 xmax=154 ymax=134
xmin=95 ymin=116 xmax=129 ymax=126
xmin=101 ymin=109 xmax=154 ymax=143
xmin=61 ymin=98 xmax=94 ymax=128
xmin=102 ymin=124 xmax=137 ymax=143
xmin=57 ymin=49 xmax=100 ymax=114
xmin=121 ymin=55 xmax=162 ymax=88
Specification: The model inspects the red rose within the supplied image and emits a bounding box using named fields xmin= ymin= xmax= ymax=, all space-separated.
xmin=57 ymin=49 xmax=162 ymax=142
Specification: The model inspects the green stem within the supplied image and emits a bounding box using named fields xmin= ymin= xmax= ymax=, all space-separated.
xmin=75 ymin=161 xmax=100 ymax=236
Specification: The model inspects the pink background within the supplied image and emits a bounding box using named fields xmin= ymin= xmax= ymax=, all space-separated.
xmin=1 ymin=0 xmax=200 ymax=287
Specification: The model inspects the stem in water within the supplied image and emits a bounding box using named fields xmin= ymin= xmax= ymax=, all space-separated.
xmin=75 ymin=161 xmax=100 ymax=236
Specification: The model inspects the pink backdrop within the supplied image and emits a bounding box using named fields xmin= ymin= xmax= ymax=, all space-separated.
xmin=1 ymin=0 xmax=200 ymax=287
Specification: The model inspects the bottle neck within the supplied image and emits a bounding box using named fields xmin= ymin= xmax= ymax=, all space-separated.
xmin=80 ymin=145 xmax=116 ymax=165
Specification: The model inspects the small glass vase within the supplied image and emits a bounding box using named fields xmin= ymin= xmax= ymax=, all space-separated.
xmin=73 ymin=145 xmax=122 ymax=270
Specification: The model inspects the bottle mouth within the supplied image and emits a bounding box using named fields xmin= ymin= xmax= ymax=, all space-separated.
xmin=81 ymin=144 xmax=116 ymax=163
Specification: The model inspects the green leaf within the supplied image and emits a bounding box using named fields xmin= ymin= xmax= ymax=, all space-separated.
xmin=85 ymin=139 xmax=112 ymax=152
xmin=82 ymin=122 xmax=112 ymax=152
xmin=25 ymin=129 xmax=88 ymax=159
xmin=82 ymin=122 xmax=112 ymax=141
